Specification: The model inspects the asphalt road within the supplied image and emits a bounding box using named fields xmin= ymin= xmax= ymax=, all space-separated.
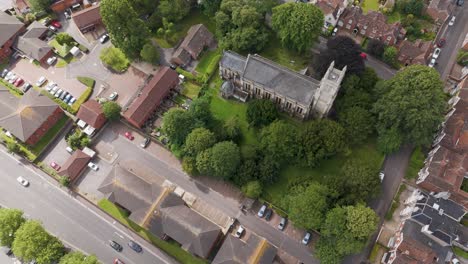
xmin=435 ymin=3 xmax=468 ymax=80
xmin=0 ymin=149 xmax=176 ymax=264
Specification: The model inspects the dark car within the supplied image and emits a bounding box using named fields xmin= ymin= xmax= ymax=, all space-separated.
xmin=128 ymin=240 xmax=142 ymax=253
xmin=170 ymin=64 xmax=177 ymax=70
xmin=109 ymin=240 xmax=123 ymax=252
xmin=264 ymin=208 xmax=273 ymax=221
xmin=278 ymin=217 xmax=287 ymax=231
xmin=457 ymin=0 xmax=464 ymax=6
xmin=22 ymin=83 xmax=31 ymax=93
xmin=99 ymin=34 xmax=110 ymax=44
xmin=437 ymin=38 xmax=446 ymax=48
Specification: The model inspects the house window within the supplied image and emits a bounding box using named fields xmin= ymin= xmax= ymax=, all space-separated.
xmin=275 ymin=97 xmax=282 ymax=104
xmin=255 ymin=88 xmax=261 ymax=95
xmin=296 ymin=107 xmax=303 ymax=114
xmin=286 ymin=101 xmax=292 ymax=109
xmin=264 ymin=92 xmax=271 ymax=99
xmin=244 ymin=83 xmax=251 ymax=91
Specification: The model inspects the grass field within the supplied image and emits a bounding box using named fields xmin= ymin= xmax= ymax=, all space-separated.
xmin=362 ymin=0 xmax=380 ymax=13
xmin=48 ymin=39 xmax=72 ymax=57
xmin=181 ymin=82 xmax=202 ymax=99
xmin=405 ymin=147 xmax=424 ymax=180
xmin=453 ymin=246 xmax=468 ymax=259
xmin=30 ymin=116 xmax=69 ymax=155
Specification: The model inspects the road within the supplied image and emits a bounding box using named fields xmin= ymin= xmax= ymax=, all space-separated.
xmin=435 ymin=3 xmax=468 ymax=80
xmin=102 ymin=123 xmax=319 ymax=263
xmin=0 ymin=149 xmax=176 ymax=264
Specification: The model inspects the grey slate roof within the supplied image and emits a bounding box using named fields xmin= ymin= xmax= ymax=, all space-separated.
xmin=148 ymin=193 xmax=221 ymax=259
xmin=220 ymin=51 xmax=246 ymax=74
xmin=15 ymin=21 xmax=51 ymax=61
xmin=0 ymin=87 xmax=59 ymax=142
xmin=0 ymin=11 xmax=23 ymax=46
xmin=21 ymin=21 xmax=47 ymax=38
xmin=98 ymin=165 xmax=163 ymax=224
xmin=213 ymin=234 xmax=277 ymax=264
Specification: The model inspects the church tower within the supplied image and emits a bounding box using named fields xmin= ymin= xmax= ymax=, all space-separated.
xmin=312 ymin=61 xmax=346 ymax=118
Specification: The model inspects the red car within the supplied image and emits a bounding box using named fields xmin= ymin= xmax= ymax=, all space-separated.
xmin=50 ymin=20 xmax=61 ymax=28
xmin=437 ymin=38 xmax=446 ymax=48
xmin=114 ymin=259 xmax=125 ymax=264
xmin=14 ymin=78 xmax=24 ymax=87
xmin=50 ymin=162 xmax=61 ymax=171
xmin=360 ymin=52 xmax=368 ymax=60
xmin=124 ymin=132 xmax=134 ymax=140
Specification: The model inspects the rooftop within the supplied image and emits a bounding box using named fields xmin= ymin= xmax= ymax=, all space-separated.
xmin=58 ymin=150 xmax=91 ymax=182
xmin=213 ymin=233 xmax=277 ymax=264
xmin=0 ymin=11 xmax=24 ymax=47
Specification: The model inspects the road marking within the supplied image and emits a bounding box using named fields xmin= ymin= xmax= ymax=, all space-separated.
xmin=114 ymin=232 xmax=124 ymax=239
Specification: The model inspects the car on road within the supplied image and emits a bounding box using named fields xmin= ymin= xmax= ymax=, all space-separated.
xmin=14 ymin=78 xmax=24 ymax=87
xmin=264 ymin=208 xmax=272 ymax=221
xmin=128 ymin=240 xmax=142 ymax=253
xmin=449 ymin=16 xmax=455 ymax=26
xmin=257 ymin=204 xmax=267 ymax=217
xmin=140 ymin=137 xmax=150 ymax=148
xmin=109 ymin=240 xmax=123 ymax=252
xmin=47 ymin=56 xmax=57 ymax=65
xmin=432 ymin=48 xmax=441 ymax=59
xmin=50 ymin=162 xmax=61 ymax=171
xmin=113 ymin=259 xmax=125 ymax=264
xmin=88 ymin=162 xmax=99 ymax=171
xmin=278 ymin=217 xmax=287 ymax=231
xmin=379 ymin=171 xmax=385 ymax=182
xmin=36 ymin=76 xmax=47 ymax=87
xmin=22 ymin=82 xmax=32 ymax=92
xmin=108 ymin=92 xmax=118 ymax=101
xmin=437 ymin=38 xmax=446 ymax=48
xmin=99 ymin=34 xmax=110 ymax=44
xmin=17 ymin=176 xmax=29 ymax=187
xmin=234 ymin=225 xmax=245 ymax=238
xmin=428 ymin=58 xmax=436 ymax=68
xmin=50 ymin=20 xmax=61 ymax=28
xmin=302 ymin=232 xmax=311 ymax=245
xmin=1 ymin=69 xmax=8 ymax=78
xmin=124 ymin=132 xmax=134 ymax=140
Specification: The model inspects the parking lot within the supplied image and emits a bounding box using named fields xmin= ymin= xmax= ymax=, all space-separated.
xmin=9 ymin=58 xmax=87 ymax=99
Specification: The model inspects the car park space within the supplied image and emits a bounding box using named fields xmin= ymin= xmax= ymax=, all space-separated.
xmin=98 ymin=67 xmax=147 ymax=107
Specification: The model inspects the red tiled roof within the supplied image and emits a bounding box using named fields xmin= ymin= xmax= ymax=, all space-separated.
xmin=396 ymin=237 xmax=437 ymax=263
xmin=76 ymin=99 xmax=106 ymax=129
xmin=72 ymin=4 xmax=101 ymax=30
xmin=58 ymin=150 xmax=91 ymax=182
xmin=123 ymin=67 xmax=179 ymax=128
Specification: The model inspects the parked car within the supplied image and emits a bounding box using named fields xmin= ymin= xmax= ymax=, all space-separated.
xmin=22 ymin=82 xmax=31 ymax=92
xmin=36 ymin=76 xmax=47 ymax=86
xmin=234 ymin=225 xmax=245 ymax=238
xmin=432 ymin=48 xmax=441 ymax=59
xmin=108 ymin=91 xmax=118 ymax=101
xmin=88 ymin=162 xmax=99 ymax=171
xmin=360 ymin=52 xmax=367 ymax=60
xmin=140 ymin=137 xmax=150 ymax=148
xmin=278 ymin=217 xmax=287 ymax=231
xmin=124 ymin=132 xmax=134 ymax=140
xmin=302 ymin=232 xmax=311 ymax=245
xmin=4 ymin=71 xmax=14 ymax=81
xmin=17 ymin=176 xmax=29 ymax=187
xmin=428 ymin=58 xmax=436 ymax=68
xmin=449 ymin=16 xmax=455 ymax=26
xmin=60 ymin=91 xmax=68 ymax=100
xmin=68 ymin=97 xmax=76 ymax=106
xmin=457 ymin=0 xmax=464 ymax=5
xmin=50 ymin=20 xmax=61 ymax=28
xmin=49 ymin=25 xmax=58 ymax=32
xmin=170 ymin=64 xmax=177 ymax=70
xmin=128 ymin=240 xmax=142 ymax=253
xmin=8 ymin=74 xmax=17 ymax=84
xmin=54 ymin=89 xmax=63 ymax=98
xmin=264 ymin=208 xmax=272 ymax=221
xmin=437 ymin=38 xmax=446 ymax=48
xmin=50 ymin=86 xmax=59 ymax=95
xmin=14 ymin=78 xmax=24 ymax=87
xmin=99 ymin=34 xmax=110 ymax=44
xmin=109 ymin=240 xmax=122 ymax=252
xmin=2 ymin=247 xmax=13 ymax=256
xmin=113 ymin=259 xmax=125 ymax=264
xmin=41 ymin=18 xmax=51 ymax=26
xmin=46 ymin=81 xmax=57 ymax=92
xmin=64 ymin=10 xmax=71 ymax=19
xmin=64 ymin=94 xmax=72 ymax=103
xmin=47 ymin=56 xmax=57 ymax=65
xmin=257 ymin=205 xmax=267 ymax=218
xmin=66 ymin=146 xmax=74 ymax=154
xmin=50 ymin=162 xmax=61 ymax=171
xmin=379 ymin=171 xmax=385 ymax=182
xmin=1 ymin=69 xmax=8 ymax=78
xmin=331 ymin=27 xmax=338 ymax=36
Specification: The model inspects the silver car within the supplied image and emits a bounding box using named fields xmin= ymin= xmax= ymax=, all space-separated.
xmin=257 ymin=205 xmax=267 ymax=218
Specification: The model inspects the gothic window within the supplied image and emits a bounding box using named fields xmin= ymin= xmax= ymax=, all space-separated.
xmin=265 ymin=92 xmax=271 ymax=99
xmin=275 ymin=97 xmax=282 ymax=104
xmin=286 ymin=101 xmax=292 ymax=109
xmin=296 ymin=107 xmax=303 ymax=114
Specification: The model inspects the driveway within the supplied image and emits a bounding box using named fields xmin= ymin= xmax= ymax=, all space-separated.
xmin=57 ymin=12 xmax=94 ymax=50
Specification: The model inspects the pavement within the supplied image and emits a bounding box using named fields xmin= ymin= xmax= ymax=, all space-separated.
xmin=0 ymin=149 xmax=176 ymax=264
xmin=0 ymin=0 xmax=11 ymax=11
xmin=435 ymin=4 xmax=468 ymax=80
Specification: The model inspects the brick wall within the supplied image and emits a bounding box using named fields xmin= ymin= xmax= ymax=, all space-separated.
xmin=26 ymin=107 xmax=63 ymax=145
xmin=0 ymin=25 xmax=26 ymax=61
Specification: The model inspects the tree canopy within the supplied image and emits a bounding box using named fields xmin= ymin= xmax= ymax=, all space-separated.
xmin=382 ymin=46 xmax=398 ymax=68
xmin=183 ymin=128 xmax=217 ymax=157
xmin=196 ymin=141 xmax=240 ymax=179
xmin=313 ymin=36 xmax=365 ymax=77
xmin=260 ymin=121 xmax=299 ymax=165
xmin=102 ymin=101 xmax=121 ymax=121
xmin=59 ymin=252 xmax=100 ymax=264
xmin=158 ymin=0 xmax=191 ymax=22
xmin=200 ymin=0 xmax=222 ymax=15
xmin=287 ymin=182 xmax=329 ymax=230
xmin=241 ymin=180 xmax=262 ymax=199
xmin=373 ymin=65 xmax=446 ymax=153
xmin=338 ymin=106 xmax=375 ymax=145
xmin=99 ymin=47 xmax=130 ymax=72
xmin=0 ymin=208 xmax=25 ymax=247
xmin=246 ymin=99 xmax=279 ymax=128
xmin=341 ymin=159 xmax=381 ymax=204
xmin=140 ymin=43 xmax=160 ymax=65
xmin=29 ymin=0 xmax=50 ymax=12
xmin=100 ymin=0 xmax=150 ymax=58
xmin=366 ymin=39 xmax=385 ymax=58
xmin=271 ymin=3 xmax=324 ymax=53
xmin=162 ymin=109 xmax=196 ymax=146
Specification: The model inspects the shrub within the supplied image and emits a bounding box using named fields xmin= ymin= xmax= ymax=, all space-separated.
xmin=100 ymin=47 xmax=130 ymax=72
xmin=55 ymin=33 xmax=74 ymax=46
xmin=102 ymin=101 xmax=122 ymax=120
xmin=242 ymin=181 xmax=262 ymax=199
xmin=77 ymin=77 xmax=95 ymax=88
xmin=140 ymin=43 xmax=160 ymax=65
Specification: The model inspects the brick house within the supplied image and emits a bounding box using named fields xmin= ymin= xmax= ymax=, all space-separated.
xmin=50 ymin=0 xmax=80 ymax=13
xmin=315 ymin=0 xmax=349 ymax=28
xmin=426 ymin=0 xmax=453 ymax=24
xmin=12 ymin=0 xmax=31 ymax=15
xmin=337 ymin=6 xmax=406 ymax=46
xmin=0 ymin=11 xmax=25 ymax=61
xmin=72 ymin=3 xmax=103 ymax=33
xmin=15 ymin=21 xmax=53 ymax=64
xmin=0 ymin=87 xmax=63 ymax=146
xmin=76 ymin=99 xmax=106 ymax=130
xmin=397 ymin=39 xmax=432 ymax=66
xmin=58 ymin=150 xmax=92 ymax=182
xmin=171 ymin=24 xmax=215 ymax=66
xmin=123 ymin=67 xmax=179 ymax=128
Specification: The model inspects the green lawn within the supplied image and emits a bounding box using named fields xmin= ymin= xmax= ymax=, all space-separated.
xmin=30 ymin=116 xmax=69 ymax=155
xmin=0 ymin=131 xmax=36 ymax=161
xmin=369 ymin=243 xmax=386 ymax=262
xmin=98 ymin=199 xmax=206 ymax=264
xmin=154 ymin=10 xmax=216 ymax=48
xmin=362 ymin=0 xmax=381 ymax=13
xmin=257 ymin=34 xmax=312 ymax=72
xmin=48 ymin=39 xmax=72 ymax=57
xmin=453 ymin=246 xmax=468 ymax=259
xmin=405 ymin=147 xmax=425 ymax=180
xmin=195 ymin=49 xmax=221 ymax=76
xmin=386 ymin=11 xmax=402 ymax=23
xmin=181 ymin=82 xmax=202 ymax=99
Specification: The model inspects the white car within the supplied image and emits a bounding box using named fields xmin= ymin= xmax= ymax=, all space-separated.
xmin=257 ymin=205 xmax=266 ymax=217
xmin=50 ymin=86 xmax=59 ymax=94
xmin=36 ymin=76 xmax=47 ymax=86
xmin=17 ymin=176 xmax=29 ymax=187
xmin=4 ymin=71 xmax=14 ymax=80
xmin=302 ymin=232 xmax=311 ymax=245
xmin=379 ymin=171 xmax=385 ymax=182
xmin=8 ymin=74 xmax=16 ymax=83
xmin=428 ymin=58 xmax=436 ymax=68
xmin=47 ymin=56 xmax=57 ymax=65
xmin=449 ymin=16 xmax=455 ymax=26
xmin=234 ymin=225 xmax=245 ymax=238
xmin=108 ymin=92 xmax=118 ymax=101
xmin=432 ymin=48 xmax=441 ymax=59
xmin=46 ymin=81 xmax=57 ymax=92
xmin=66 ymin=146 xmax=74 ymax=154
xmin=54 ymin=89 xmax=63 ymax=98
xmin=88 ymin=162 xmax=99 ymax=171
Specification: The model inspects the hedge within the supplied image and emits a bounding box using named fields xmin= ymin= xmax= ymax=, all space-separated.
xmin=71 ymin=86 xmax=93 ymax=113
xmin=77 ymin=76 xmax=95 ymax=88
xmin=0 ymin=78 xmax=24 ymax=97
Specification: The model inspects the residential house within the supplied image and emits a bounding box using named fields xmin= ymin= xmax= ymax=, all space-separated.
xmin=72 ymin=3 xmax=102 ymax=33
xmin=0 ymin=11 xmax=25 ymax=60
xmin=12 ymin=0 xmax=31 ymax=15
xmin=315 ymin=0 xmax=349 ymax=28
xmin=76 ymin=99 xmax=106 ymax=131
xmin=171 ymin=24 xmax=215 ymax=66
xmin=50 ymin=0 xmax=80 ymax=13
xmin=123 ymin=67 xmax=179 ymax=128
xmin=219 ymin=51 xmax=346 ymax=119
xmin=426 ymin=0 xmax=453 ymax=24
xmin=397 ymin=39 xmax=432 ymax=66
xmin=148 ymin=192 xmax=222 ymax=259
xmin=0 ymin=87 xmax=63 ymax=145
xmin=58 ymin=150 xmax=92 ymax=182
xmin=417 ymin=76 xmax=468 ymax=208
xmin=337 ymin=6 xmax=406 ymax=45
xmin=15 ymin=21 xmax=53 ymax=64
xmin=213 ymin=233 xmax=277 ymax=264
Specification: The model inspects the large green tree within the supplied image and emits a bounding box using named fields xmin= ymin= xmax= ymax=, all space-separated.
xmin=140 ymin=43 xmax=160 ymax=65
xmin=260 ymin=121 xmax=299 ymax=165
xmin=189 ymin=96 xmax=214 ymax=127
xmin=162 ymin=109 xmax=196 ymax=146
xmin=300 ymin=120 xmax=346 ymax=167
xmin=158 ymin=0 xmax=191 ymax=22
xmin=271 ymin=3 xmax=323 ymax=53
xmin=12 ymin=220 xmax=65 ymax=264
xmin=102 ymin=101 xmax=121 ymax=120
xmin=59 ymin=252 xmax=100 ymax=264
xmin=287 ymin=182 xmax=329 ymax=230
xmin=200 ymin=0 xmax=222 ymax=15
xmin=100 ymin=0 xmax=150 ymax=58
xmin=341 ymin=159 xmax=380 ymax=204
xmin=183 ymin=128 xmax=217 ymax=157
xmin=0 ymin=208 xmax=25 ymax=247
xmin=196 ymin=141 xmax=240 ymax=179
xmin=29 ymin=0 xmax=51 ymax=12
xmin=99 ymin=47 xmax=130 ymax=72
xmin=246 ymin=99 xmax=279 ymax=128
xmin=338 ymin=106 xmax=374 ymax=145
xmin=373 ymin=65 xmax=446 ymax=153
xmin=241 ymin=180 xmax=262 ymax=199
